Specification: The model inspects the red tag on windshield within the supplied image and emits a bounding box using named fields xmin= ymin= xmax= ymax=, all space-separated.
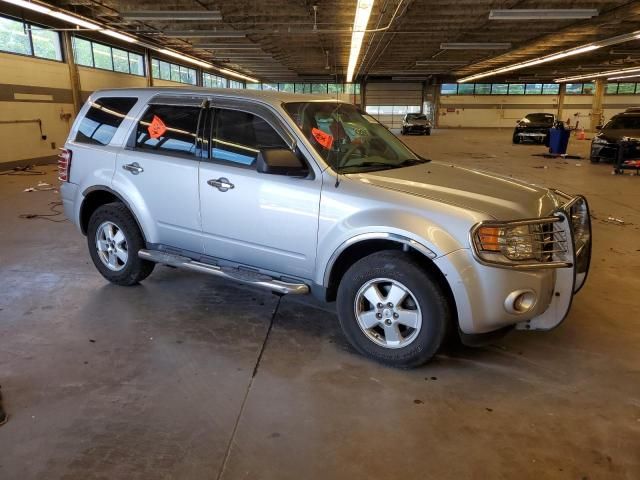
xmin=312 ymin=127 xmax=334 ymax=149
xmin=148 ymin=115 xmax=167 ymax=139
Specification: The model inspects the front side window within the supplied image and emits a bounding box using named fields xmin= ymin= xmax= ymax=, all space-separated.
xmin=75 ymin=97 xmax=138 ymax=145
xmin=211 ymin=109 xmax=288 ymax=167
xmin=284 ymin=102 xmax=425 ymax=173
xmin=136 ymin=105 xmax=202 ymax=157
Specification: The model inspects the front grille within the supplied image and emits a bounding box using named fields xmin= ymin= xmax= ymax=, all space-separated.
xmin=540 ymin=223 xmax=568 ymax=262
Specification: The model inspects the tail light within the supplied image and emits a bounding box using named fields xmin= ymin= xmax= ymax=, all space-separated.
xmin=58 ymin=148 xmax=72 ymax=182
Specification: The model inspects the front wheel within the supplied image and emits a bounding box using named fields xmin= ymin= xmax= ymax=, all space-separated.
xmin=336 ymin=251 xmax=451 ymax=368
xmin=87 ymin=202 xmax=154 ymax=286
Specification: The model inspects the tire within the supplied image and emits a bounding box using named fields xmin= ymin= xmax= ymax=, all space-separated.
xmin=336 ymin=250 xmax=451 ymax=368
xmin=512 ymin=133 xmax=521 ymax=144
xmin=400 ymin=128 xmax=406 ymax=135
xmin=87 ymin=202 xmax=154 ymax=286
xmin=590 ymin=156 xmax=600 ymax=163
xmin=425 ymin=129 xmax=431 ymax=136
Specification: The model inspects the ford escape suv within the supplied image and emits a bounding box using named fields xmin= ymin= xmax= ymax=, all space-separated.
xmin=59 ymin=88 xmax=592 ymax=368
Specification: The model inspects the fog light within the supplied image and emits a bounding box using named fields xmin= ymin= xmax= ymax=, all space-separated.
xmin=504 ymin=290 xmax=536 ymax=314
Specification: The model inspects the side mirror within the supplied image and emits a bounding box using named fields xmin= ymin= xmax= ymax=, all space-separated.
xmin=596 ymin=125 xmax=603 ymax=130
xmin=256 ymin=148 xmax=308 ymax=177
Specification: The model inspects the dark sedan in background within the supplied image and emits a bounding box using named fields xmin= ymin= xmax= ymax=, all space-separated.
xmin=590 ymin=110 xmax=640 ymax=163
xmin=513 ymin=112 xmax=556 ymax=144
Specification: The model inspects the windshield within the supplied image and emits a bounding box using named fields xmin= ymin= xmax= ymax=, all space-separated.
xmin=407 ymin=114 xmax=427 ymax=120
xmin=524 ymin=113 xmax=554 ymax=124
xmin=284 ymin=102 xmax=425 ymax=173
xmin=605 ymin=115 xmax=640 ymax=130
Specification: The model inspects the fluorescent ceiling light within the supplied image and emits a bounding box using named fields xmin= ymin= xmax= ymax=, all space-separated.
xmin=159 ymin=49 xmax=212 ymax=68
xmin=217 ymin=68 xmax=259 ymax=83
xmin=608 ymin=74 xmax=640 ymax=81
xmin=121 ymin=10 xmax=222 ymax=21
xmin=2 ymin=0 xmax=50 ymax=14
xmin=459 ymin=44 xmax=600 ymax=82
xmin=346 ymin=0 xmax=374 ymax=83
xmin=489 ymin=9 xmax=598 ymax=20
xmin=459 ymin=29 xmax=640 ymax=83
xmin=162 ymin=31 xmax=246 ymax=38
xmin=555 ymin=66 xmax=640 ymax=83
xmin=441 ymin=43 xmax=511 ymax=50
xmin=48 ymin=11 xmax=100 ymax=29
xmin=103 ymin=29 xmax=137 ymax=43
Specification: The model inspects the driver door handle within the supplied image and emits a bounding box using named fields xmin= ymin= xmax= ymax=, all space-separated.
xmin=122 ymin=162 xmax=144 ymax=175
xmin=208 ymin=177 xmax=234 ymax=192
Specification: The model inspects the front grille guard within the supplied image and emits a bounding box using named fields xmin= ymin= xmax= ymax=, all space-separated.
xmin=470 ymin=193 xmax=591 ymax=277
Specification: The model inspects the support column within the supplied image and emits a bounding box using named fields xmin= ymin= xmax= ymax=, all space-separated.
xmin=145 ymin=48 xmax=154 ymax=87
xmin=360 ymin=80 xmax=366 ymax=109
xmin=591 ymin=79 xmax=605 ymax=131
xmin=556 ymin=83 xmax=566 ymax=124
xmin=62 ymin=32 xmax=82 ymax=114
xmin=432 ymin=84 xmax=440 ymax=128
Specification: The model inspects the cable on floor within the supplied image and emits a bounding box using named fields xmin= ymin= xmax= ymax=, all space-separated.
xmin=0 ymin=165 xmax=46 ymax=176
xmin=19 ymin=201 xmax=67 ymax=222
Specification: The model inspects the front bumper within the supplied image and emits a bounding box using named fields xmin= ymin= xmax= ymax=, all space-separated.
xmin=403 ymin=124 xmax=430 ymax=133
xmin=435 ymin=194 xmax=591 ymax=334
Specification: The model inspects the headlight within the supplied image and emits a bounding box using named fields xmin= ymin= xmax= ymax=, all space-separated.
xmin=475 ymin=224 xmax=542 ymax=261
xmin=592 ymin=136 xmax=608 ymax=145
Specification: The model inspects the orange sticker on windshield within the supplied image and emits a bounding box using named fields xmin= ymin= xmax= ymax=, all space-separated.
xmin=312 ymin=127 xmax=333 ymax=149
xmin=148 ymin=115 xmax=167 ymax=139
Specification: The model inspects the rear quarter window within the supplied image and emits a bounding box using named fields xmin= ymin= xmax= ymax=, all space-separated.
xmin=75 ymin=97 xmax=138 ymax=145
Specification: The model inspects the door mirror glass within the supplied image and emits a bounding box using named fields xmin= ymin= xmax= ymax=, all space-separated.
xmin=256 ymin=148 xmax=308 ymax=177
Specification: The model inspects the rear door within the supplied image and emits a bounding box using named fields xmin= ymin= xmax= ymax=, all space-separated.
xmin=113 ymin=96 xmax=205 ymax=253
xmin=198 ymin=101 xmax=321 ymax=279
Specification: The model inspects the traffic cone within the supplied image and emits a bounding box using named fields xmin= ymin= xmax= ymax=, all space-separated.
xmin=578 ymin=128 xmax=586 ymax=140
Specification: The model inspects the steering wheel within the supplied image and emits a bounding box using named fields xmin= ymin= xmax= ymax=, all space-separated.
xmin=338 ymin=140 xmax=370 ymax=168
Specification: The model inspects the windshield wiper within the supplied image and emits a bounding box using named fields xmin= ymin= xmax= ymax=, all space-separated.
xmin=396 ymin=157 xmax=431 ymax=166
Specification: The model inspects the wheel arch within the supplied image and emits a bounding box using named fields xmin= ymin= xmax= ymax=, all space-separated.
xmin=323 ymin=236 xmax=458 ymax=327
xmin=80 ymin=186 xmax=146 ymax=243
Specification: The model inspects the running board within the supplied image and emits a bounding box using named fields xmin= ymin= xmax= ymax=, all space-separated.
xmin=138 ymin=249 xmax=309 ymax=295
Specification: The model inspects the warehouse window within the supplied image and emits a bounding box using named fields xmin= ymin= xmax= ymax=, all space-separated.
xmin=440 ymin=84 xmax=458 ymax=95
xmin=525 ymin=83 xmax=543 ymax=95
xmin=229 ymin=80 xmax=244 ymax=89
xmin=203 ymin=72 xmax=227 ymax=88
xmin=0 ymin=15 xmax=62 ymax=61
xmin=542 ymin=83 xmax=560 ymax=95
xmin=151 ymin=58 xmax=197 ymax=85
xmin=491 ymin=84 xmax=509 ymax=94
xmin=565 ymin=83 xmax=585 ymax=94
xmin=457 ymin=84 xmax=474 ymax=94
xmin=474 ymin=84 xmax=492 ymax=94
xmin=617 ymin=83 xmax=637 ymax=94
xmin=73 ymin=36 xmax=144 ymax=76
xmin=508 ymin=84 xmax=525 ymax=95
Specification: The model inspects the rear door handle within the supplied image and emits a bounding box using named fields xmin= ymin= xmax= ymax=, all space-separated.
xmin=122 ymin=162 xmax=144 ymax=175
xmin=207 ymin=177 xmax=234 ymax=192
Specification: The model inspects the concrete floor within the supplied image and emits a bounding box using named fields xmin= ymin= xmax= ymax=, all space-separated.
xmin=1 ymin=128 xmax=639 ymax=480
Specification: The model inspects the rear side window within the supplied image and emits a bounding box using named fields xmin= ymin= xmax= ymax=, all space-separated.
xmin=211 ymin=108 xmax=288 ymax=166
xmin=135 ymin=105 xmax=202 ymax=157
xmin=75 ymin=97 xmax=137 ymax=145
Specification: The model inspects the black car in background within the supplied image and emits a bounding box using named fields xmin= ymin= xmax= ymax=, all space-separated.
xmin=401 ymin=113 xmax=432 ymax=135
xmin=513 ymin=113 xmax=556 ymax=144
xmin=590 ymin=111 xmax=640 ymax=163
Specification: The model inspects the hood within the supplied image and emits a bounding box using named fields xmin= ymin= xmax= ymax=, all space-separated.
xmin=349 ymin=162 xmax=561 ymax=220
xmin=598 ymin=129 xmax=640 ymax=143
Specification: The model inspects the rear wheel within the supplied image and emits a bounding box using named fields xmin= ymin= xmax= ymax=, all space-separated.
xmin=87 ymin=202 xmax=154 ymax=286
xmin=336 ymin=251 xmax=451 ymax=368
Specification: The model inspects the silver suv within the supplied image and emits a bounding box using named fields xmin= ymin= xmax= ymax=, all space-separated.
xmin=59 ymin=88 xmax=592 ymax=367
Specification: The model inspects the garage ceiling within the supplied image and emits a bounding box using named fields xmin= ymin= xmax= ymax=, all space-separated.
xmin=44 ymin=0 xmax=640 ymax=83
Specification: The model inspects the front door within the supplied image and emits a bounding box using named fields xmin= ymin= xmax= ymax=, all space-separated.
xmin=113 ymin=100 xmax=205 ymax=253
xmin=198 ymin=105 xmax=320 ymax=279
